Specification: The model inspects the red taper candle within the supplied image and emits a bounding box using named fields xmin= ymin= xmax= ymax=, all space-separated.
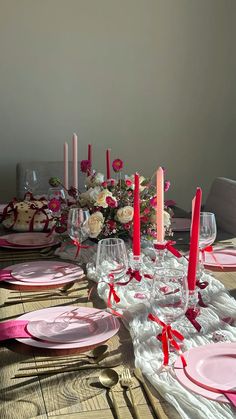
xmin=187 ymin=187 xmax=202 ymax=291
xmin=133 ymin=172 xmax=141 ymax=256
xmin=88 ymin=144 xmax=92 ymax=175
xmin=106 ymin=149 xmax=111 ymax=180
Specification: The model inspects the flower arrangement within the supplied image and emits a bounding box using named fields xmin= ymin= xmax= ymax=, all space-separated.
xmin=48 ymin=159 xmax=173 ymax=242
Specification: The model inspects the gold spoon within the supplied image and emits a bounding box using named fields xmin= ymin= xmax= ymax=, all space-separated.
xmin=99 ymin=368 xmax=121 ymax=419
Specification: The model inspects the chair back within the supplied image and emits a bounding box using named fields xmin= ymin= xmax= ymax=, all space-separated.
xmin=204 ymin=177 xmax=236 ymax=235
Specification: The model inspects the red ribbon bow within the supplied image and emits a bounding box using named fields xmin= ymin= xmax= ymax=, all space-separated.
xmin=73 ymin=240 xmax=91 ymax=258
xmin=185 ymin=307 xmax=202 ymax=332
xmin=148 ymin=313 xmax=187 ymax=367
xmin=154 ymin=241 xmax=182 ymax=259
xmin=126 ymin=268 xmax=142 ymax=282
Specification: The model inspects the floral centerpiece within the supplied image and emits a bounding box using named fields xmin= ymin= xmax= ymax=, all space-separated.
xmin=48 ymin=159 xmax=173 ymax=242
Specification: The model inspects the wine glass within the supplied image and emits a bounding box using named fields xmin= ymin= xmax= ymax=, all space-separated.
xmin=198 ymin=212 xmax=217 ymax=278
xmin=149 ymin=268 xmax=188 ymax=369
xmin=96 ymin=238 xmax=128 ymax=313
xmin=48 ymin=187 xmax=67 ymax=216
xmin=23 ymin=169 xmax=38 ymax=197
xmin=67 ymin=207 xmax=90 ymax=248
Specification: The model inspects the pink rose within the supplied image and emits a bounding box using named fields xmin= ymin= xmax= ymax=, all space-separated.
xmin=112 ymin=158 xmax=124 ymax=172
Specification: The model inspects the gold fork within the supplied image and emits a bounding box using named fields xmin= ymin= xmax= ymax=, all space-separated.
xmin=120 ymin=368 xmax=141 ymax=419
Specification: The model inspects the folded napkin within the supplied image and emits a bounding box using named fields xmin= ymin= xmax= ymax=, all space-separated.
xmin=0 ymin=269 xmax=13 ymax=282
xmin=0 ymin=320 xmax=30 ymax=340
xmin=224 ymin=392 xmax=236 ymax=407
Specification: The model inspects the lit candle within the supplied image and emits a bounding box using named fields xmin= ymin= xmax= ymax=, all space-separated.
xmin=133 ymin=172 xmax=141 ymax=256
xmin=106 ymin=149 xmax=111 ymax=180
xmin=88 ymin=144 xmax=92 ymax=173
xmin=72 ymin=133 xmax=78 ymax=190
xmin=63 ymin=142 xmax=68 ymax=190
xmin=156 ymin=167 xmax=164 ymax=242
xmin=187 ymin=187 xmax=202 ymax=291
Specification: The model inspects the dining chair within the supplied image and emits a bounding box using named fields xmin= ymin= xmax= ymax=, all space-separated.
xmin=16 ymin=161 xmax=85 ymax=199
xmin=204 ymin=177 xmax=236 ymax=235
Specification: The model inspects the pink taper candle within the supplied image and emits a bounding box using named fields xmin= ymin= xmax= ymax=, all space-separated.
xmin=133 ymin=173 xmax=141 ymax=256
xmin=72 ymin=133 xmax=78 ymax=190
xmin=63 ymin=142 xmax=69 ymax=190
xmin=187 ymin=187 xmax=202 ymax=291
xmin=88 ymin=144 xmax=92 ymax=173
xmin=106 ymin=149 xmax=111 ymax=180
xmin=156 ymin=167 xmax=164 ymax=242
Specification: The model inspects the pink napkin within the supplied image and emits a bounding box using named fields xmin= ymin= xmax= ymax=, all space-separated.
xmin=0 ymin=320 xmax=30 ymax=340
xmin=0 ymin=269 xmax=13 ymax=282
xmin=224 ymin=392 xmax=236 ymax=407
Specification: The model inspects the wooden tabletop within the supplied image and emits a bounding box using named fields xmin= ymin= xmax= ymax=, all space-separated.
xmin=0 ymin=242 xmax=235 ymax=419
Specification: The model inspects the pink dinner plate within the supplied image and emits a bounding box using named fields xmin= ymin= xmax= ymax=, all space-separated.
xmin=171 ymin=218 xmax=191 ymax=232
xmin=184 ymin=342 xmax=236 ymax=393
xmin=1 ymin=232 xmax=58 ymax=248
xmin=16 ymin=306 xmax=120 ymax=349
xmin=6 ymin=261 xmax=84 ymax=286
xmin=203 ymin=249 xmax=236 ymax=268
xmin=174 ymin=342 xmax=236 ymax=403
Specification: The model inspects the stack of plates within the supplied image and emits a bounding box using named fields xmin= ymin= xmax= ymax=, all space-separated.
xmin=16 ymin=306 xmax=120 ymax=350
xmin=0 ymin=232 xmax=60 ymax=249
xmin=174 ymin=342 xmax=236 ymax=404
xmin=4 ymin=260 xmax=84 ymax=287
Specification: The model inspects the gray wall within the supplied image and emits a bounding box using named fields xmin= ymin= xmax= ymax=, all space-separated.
xmin=0 ymin=0 xmax=235 ymax=208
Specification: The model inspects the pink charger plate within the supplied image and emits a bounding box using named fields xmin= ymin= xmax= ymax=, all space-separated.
xmin=5 ymin=261 xmax=84 ymax=286
xmin=171 ymin=218 xmax=191 ymax=232
xmin=0 ymin=232 xmax=60 ymax=249
xmin=203 ymin=249 xmax=236 ymax=269
xmin=174 ymin=342 xmax=236 ymax=403
xmin=184 ymin=342 xmax=236 ymax=394
xmin=16 ymin=306 xmax=120 ymax=349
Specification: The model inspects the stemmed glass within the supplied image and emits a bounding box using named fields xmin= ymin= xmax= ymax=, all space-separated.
xmin=67 ymin=208 xmax=90 ymax=255
xmin=96 ymin=238 xmax=128 ymax=313
xmin=149 ymin=268 xmax=189 ymax=370
xmin=48 ymin=187 xmax=67 ymax=216
xmin=198 ymin=212 xmax=217 ymax=278
xmin=23 ymin=169 xmax=38 ymax=197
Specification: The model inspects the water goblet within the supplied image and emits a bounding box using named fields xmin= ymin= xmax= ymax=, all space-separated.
xmin=96 ymin=238 xmax=128 ymax=313
xmin=149 ymin=268 xmax=188 ymax=370
xmin=67 ymin=208 xmax=90 ymax=256
xmin=198 ymin=212 xmax=217 ymax=278
xmin=48 ymin=187 xmax=67 ymax=216
xmin=23 ymin=169 xmax=39 ymax=197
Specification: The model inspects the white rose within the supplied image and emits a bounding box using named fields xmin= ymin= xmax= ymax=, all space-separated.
xmin=164 ymin=210 xmax=171 ymax=227
xmin=86 ymin=211 xmax=104 ymax=238
xmin=88 ymin=186 xmax=101 ymax=202
xmin=95 ymin=189 xmax=113 ymax=208
xmin=116 ymin=206 xmax=134 ymax=224
xmin=78 ymin=191 xmax=90 ymax=206
xmin=85 ymin=172 xmax=104 ymax=188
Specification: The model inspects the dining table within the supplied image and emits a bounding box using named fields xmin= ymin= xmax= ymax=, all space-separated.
xmin=0 ymin=230 xmax=235 ymax=419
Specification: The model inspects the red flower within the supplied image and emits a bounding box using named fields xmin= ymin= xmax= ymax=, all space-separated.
xmin=140 ymin=215 xmax=149 ymax=223
xmin=112 ymin=158 xmax=124 ymax=173
xmin=102 ymin=181 xmax=108 ymax=188
xmin=106 ymin=196 xmax=117 ymax=208
xmin=123 ymin=222 xmax=131 ymax=230
xmin=150 ymin=196 xmax=157 ymax=207
xmin=164 ymin=180 xmax=170 ymax=192
xmin=143 ymin=207 xmax=150 ymax=215
xmin=125 ymin=179 xmax=132 ymax=187
xmin=80 ymin=160 xmax=91 ymax=174
xmin=107 ymin=220 xmax=117 ymax=230
xmin=109 ymin=179 xmax=116 ymax=187
xmin=48 ymin=198 xmax=61 ymax=213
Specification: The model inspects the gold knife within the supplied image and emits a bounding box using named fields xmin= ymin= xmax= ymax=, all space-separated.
xmin=134 ymin=368 xmax=168 ymax=419
xmin=14 ymin=362 xmax=120 ymax=378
